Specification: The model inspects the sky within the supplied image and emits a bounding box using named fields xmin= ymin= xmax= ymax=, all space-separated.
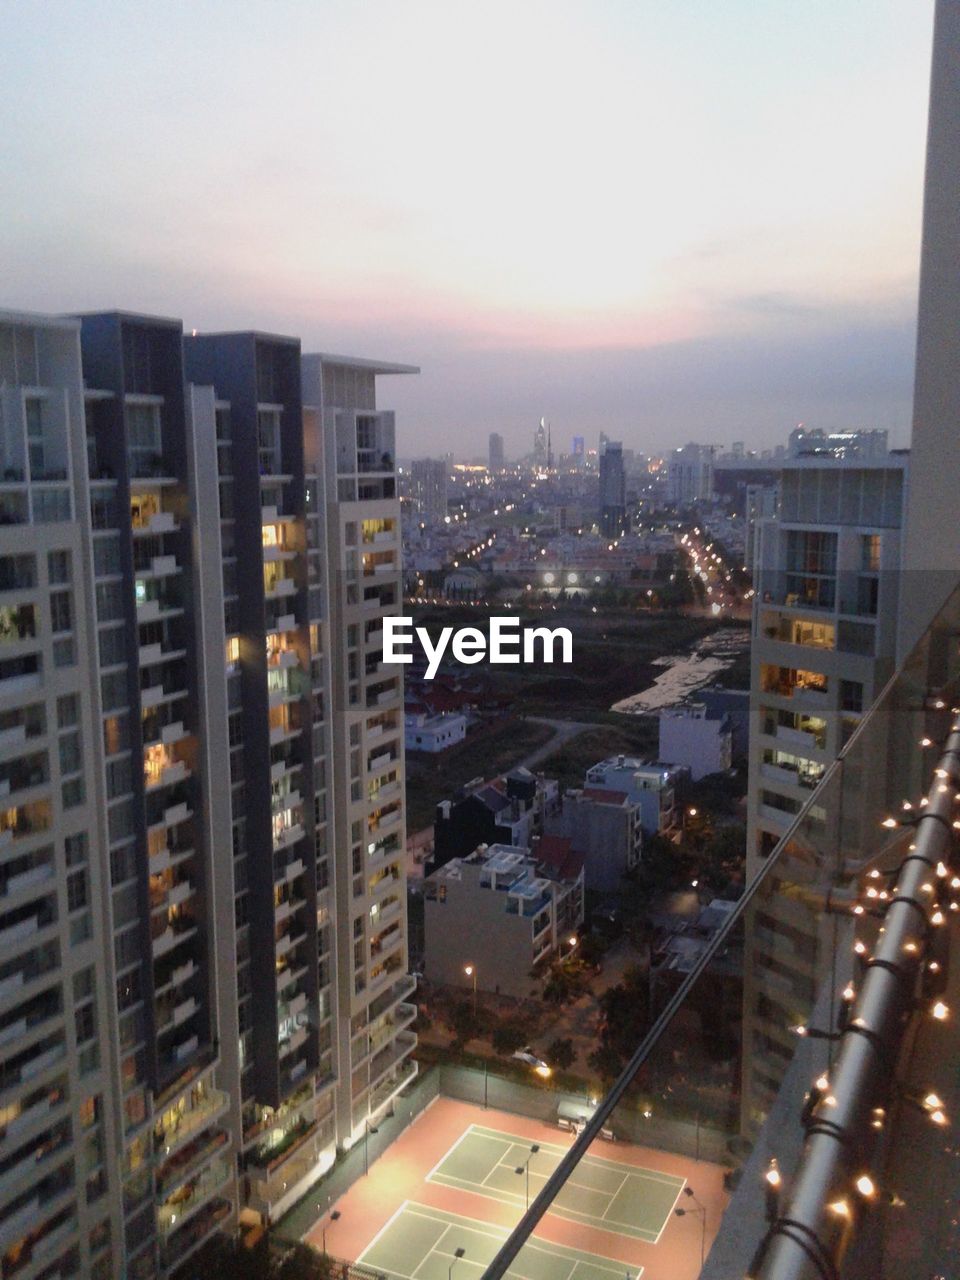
xmin=0 ymin=1 xmax=935 ymax=458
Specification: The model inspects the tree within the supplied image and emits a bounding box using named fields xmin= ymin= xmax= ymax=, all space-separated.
xmin=492 ymin=1021 xmax=526 ymax=1055
xmin=546 ymin=1037 xmax=575 ymax=1070
xmin=588 ymin=1041 xmax=624 ymax=1082
xmin=542 ymin=967 xmax=576 ymax=1005
xmin=450 ymin=999 xmax=482 ymax=1047
xmin=637 ymin=833 xmax=692 ymax=893
xmin=278 ymin=1244 xmax=335 ymax=1280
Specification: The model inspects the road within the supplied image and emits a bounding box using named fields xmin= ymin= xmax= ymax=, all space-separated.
xmin=518 ymin=716 xmax=595 ymax=769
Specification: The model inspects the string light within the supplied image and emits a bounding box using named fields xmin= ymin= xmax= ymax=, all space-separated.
xmin=855 ymin=1174 xmax=876 ymax=1198
xmin=932 ymin=1001 xmax=949 ymax=1020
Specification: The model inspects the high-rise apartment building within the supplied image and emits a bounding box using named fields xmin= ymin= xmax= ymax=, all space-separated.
xmin=408 ymin=458 xmax=447 ymax=524
xmin=666 ymin=442 xmax=715 ymax=505
xmin=487 ymin=433 xmax=504 ymax=473
xmin=301 ymin=353 xmax=418 ymax=1147
xmin=787 ymin=425 xmax=889 ymax=459
xmin=742 ymin=454 xmax=907 ymax=1125
xmin=0 ymin=306 xmax=417 ymax=1279
xmin=598 ymin=440 xmax=626 ymax=537
xmin=0 ymin=309 xmax=125 ymax=1280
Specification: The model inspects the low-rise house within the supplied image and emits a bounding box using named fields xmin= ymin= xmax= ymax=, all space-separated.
xmin=543 ymin=787 xmax=643 ymax=893
xmin=431 ymin=767 xmax=558 ymax=872
xmin=659 ymin=702 xmax=733 ymax=780
xmin=404 ymin=705 xmax=467 ymax=752
xmin=584 ymin=755 xmax=685 ymax=838
xmin=423 ymin=843 xmax=585 ymax=998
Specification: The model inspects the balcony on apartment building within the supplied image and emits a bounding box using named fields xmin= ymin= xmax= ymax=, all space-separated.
xmin=157 ymin=1152 xmax=232 ymax=1240
xmin=367 ymin=1058 xmax=417 ymax=1116
xmin=0 ymin=1079 xmax=66 ymax=1151
xmin=1 ymin=1201 xmax=76 ymax=1280
xmin=244 ymin=1110 xmax=336 ymax=1219
xmin=479 ymin=580 xmax=960 ymax=1280
xmin=130 ymin=489 xmax=178 ymax=536
xmin=0 ymin=1116 xmax=70 ymax=1207
xmin=160 ymin=1197 xmax=232 ymax=1272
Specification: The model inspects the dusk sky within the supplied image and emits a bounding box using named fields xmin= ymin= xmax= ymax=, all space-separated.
xmin=1 ymin=2 xmax=934 ymax=458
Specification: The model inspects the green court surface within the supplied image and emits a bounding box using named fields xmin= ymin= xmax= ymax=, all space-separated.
xmin=426 ymin=1125 xmax=684 ymax=1244
xmin=358 ymin=1201 xmax=642 ymax=1280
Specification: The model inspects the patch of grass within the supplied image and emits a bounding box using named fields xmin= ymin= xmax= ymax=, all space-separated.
xmin=405 ymin=718 xmax=554 ymax=832
xmin=538 ymin=721 xmax=659 ymax=792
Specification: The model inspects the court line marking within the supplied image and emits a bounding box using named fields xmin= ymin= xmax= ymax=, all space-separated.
xmin=423 ymin=1127 xmax=479 ymax=1183
xmin=651 ymin=1177 xmax=689 ymax=1247
xmin=432 ymin=1129 xmax=680 ymax=1240
xmin=356 ymin=1200 xmax=414 ymax=1260
xmin=426 ymin=1169 xmax=660 ymax=1243
xmin=468 ymin=1123 xmax=685 ymax=1188
xmin=468 ymin=1139 xmax=676 ymax=1212
xmin=396 ymin=1201 xmax=644 ymax=1279
xmin=480 ymin=1138 xmax=515 ymax=1187
xmin=600 ymin=1173 xmax=631 ymax=1221
xmin=490 ymin=1159 xmax=621 ymax=1212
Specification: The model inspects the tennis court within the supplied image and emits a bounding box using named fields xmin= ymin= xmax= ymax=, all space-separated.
xmin=358 ymin=1201 xmax=643 ymax=1280
xmin=425 ymin=1124 xmax=685 ymax=1244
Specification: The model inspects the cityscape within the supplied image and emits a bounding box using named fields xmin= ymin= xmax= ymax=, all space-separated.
xmin=0 ymin=4 xmax=956 ymax=1280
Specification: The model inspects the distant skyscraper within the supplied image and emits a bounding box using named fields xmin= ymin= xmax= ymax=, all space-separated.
xmin=666 ymin=442 xmax=715 ymax=504
xmin=787 ymin=426 xmax=888 ymax=459
xmin=572 ymin=435 xmax=584 ymax=458
xmin=409 ymin=458 xmax=448 ymax=522
xmin=598 ymin=440 xmax=626 ymax=537
xmin=488 ymin=432 xmax=504 ymax=472
xmin=533 ymin=418 xmax=547 ymax=467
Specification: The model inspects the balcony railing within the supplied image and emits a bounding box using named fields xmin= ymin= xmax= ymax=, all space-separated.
xmin=481 ymin=578 xmax=960 ymax=1280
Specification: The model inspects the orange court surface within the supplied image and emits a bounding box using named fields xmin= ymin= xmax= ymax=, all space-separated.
xmin=304 ymin=1097 xmax=729 ymax=1280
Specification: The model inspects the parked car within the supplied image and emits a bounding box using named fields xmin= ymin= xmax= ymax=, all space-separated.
xmin=512 ymin=1047 xmax=551 ymax=1075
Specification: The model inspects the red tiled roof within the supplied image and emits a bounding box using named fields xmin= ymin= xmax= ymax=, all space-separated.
xmin=579 ymin=787 xmax=629 ymax=805
xmin=537 ymin=835 xmax=585 ymax=880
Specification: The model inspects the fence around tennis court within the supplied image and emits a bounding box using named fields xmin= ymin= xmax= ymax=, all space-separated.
xmin=276 ymin=1058 xmax=733 ymax=1246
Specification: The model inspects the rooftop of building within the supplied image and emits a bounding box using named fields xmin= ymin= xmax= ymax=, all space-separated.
xmin=302 ymin=351 xmax=420 ymax=375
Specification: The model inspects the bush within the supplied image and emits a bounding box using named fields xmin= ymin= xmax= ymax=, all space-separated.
xmin=546 ymin=1037 xmax=576 ymax=1070
xmin=450 ymin=1000 xmax=482 ymax=1046
xmin=492 ymin=1022 xmax=527 ymax=1055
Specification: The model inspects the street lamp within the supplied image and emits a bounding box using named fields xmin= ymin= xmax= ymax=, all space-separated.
xmin=449 ymin=1246 xmax=465 ymax=1280
xmin=674 ymin=1187 xmax=706 ymax=1268
xmin=363 ymin=1121 xmax=379 ymax=1176
xmin=321 ymin=1209 xmax=340 ymax=1255
xmin=464 ymin=963 xmax=478 ymax=1014
xmin=514 ymin=1143 xmax=540 ymax=1210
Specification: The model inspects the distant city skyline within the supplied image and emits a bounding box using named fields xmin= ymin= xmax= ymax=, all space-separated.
xmin=1 ymin=2 xmax=934 ymax=455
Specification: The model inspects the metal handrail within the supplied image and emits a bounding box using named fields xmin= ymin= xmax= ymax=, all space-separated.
xmin=753 ymin=722 xmax=960 ymax=1279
